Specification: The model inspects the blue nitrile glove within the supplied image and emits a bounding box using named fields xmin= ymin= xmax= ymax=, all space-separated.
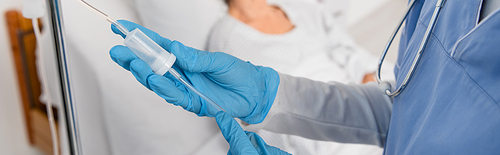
xmin=215 ymin=111 xmax=291 ymax=155
xmin=109 ymin=20 xmax=280 ymax=124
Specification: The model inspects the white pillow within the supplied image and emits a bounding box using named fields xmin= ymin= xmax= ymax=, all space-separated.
xmin=133 ymin=0 xmax=227 ymax=50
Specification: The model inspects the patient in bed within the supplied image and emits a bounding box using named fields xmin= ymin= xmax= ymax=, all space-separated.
xmin=208 ymin=0 xmax=377 ymax=84
xmin=208 ymin=0 xmax=382 ymax=154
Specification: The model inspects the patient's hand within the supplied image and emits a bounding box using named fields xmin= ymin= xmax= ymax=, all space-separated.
xmin=362 ymin=73 xmax=376 ymax=84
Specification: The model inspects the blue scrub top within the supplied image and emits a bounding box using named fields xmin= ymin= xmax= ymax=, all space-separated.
xmin=386 ymin=0 xmax=500 ymax=154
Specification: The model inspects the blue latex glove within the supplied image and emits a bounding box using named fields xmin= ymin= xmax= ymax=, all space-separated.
xmin=109 ymin=20 xmax=280 ymax=124
xmin=215 ymin=111 xmax=291 ymax=155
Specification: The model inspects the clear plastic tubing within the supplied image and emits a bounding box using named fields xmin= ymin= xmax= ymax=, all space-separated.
xmin=75 ymin=0 xmax=226 ymax=113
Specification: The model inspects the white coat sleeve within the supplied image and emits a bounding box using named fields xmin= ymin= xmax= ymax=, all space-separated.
xmin=246 ymin=73 xmax=393 ymax=147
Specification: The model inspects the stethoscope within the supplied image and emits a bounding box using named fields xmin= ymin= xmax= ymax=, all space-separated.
xmin=376 ymin=0 xmax=446 ymax=98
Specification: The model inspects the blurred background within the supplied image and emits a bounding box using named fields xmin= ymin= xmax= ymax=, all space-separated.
xmin=0 ymin=0 xmax=404 ymax=154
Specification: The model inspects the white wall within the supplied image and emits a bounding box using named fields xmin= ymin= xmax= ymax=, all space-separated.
xmin=346 ymin=0 xmax=393 ymax=27
xmin=348 ymin=0 xmax=407 ymax=64
xmin=0 ymin=0 xmax=44 ymax=155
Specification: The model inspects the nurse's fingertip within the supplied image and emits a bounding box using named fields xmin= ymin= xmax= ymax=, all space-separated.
xmin=130 ymin=59 xmax=149 ymax=71
xmin=110 ymin=46 xmax=130 ymax=69
xmin=110 ymin=45 xmax=124 ymax=57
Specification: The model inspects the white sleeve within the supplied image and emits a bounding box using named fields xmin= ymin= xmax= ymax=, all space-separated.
xmin=246 ymin=73 xmax=392 ymax=147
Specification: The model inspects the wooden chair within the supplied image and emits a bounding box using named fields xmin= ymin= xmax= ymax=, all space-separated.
xmin=5 ymin=10 xmax=60 ymax=155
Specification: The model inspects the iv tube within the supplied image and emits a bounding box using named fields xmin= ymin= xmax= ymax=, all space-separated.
xmin=74 ymin=0 xmax=129 ymax=35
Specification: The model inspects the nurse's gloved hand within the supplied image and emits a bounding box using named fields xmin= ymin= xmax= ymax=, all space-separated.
xmin=109 ymin=20 xmax=280 ymax=124
xmin=216 ymin=111 xmax=291 ymax=155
